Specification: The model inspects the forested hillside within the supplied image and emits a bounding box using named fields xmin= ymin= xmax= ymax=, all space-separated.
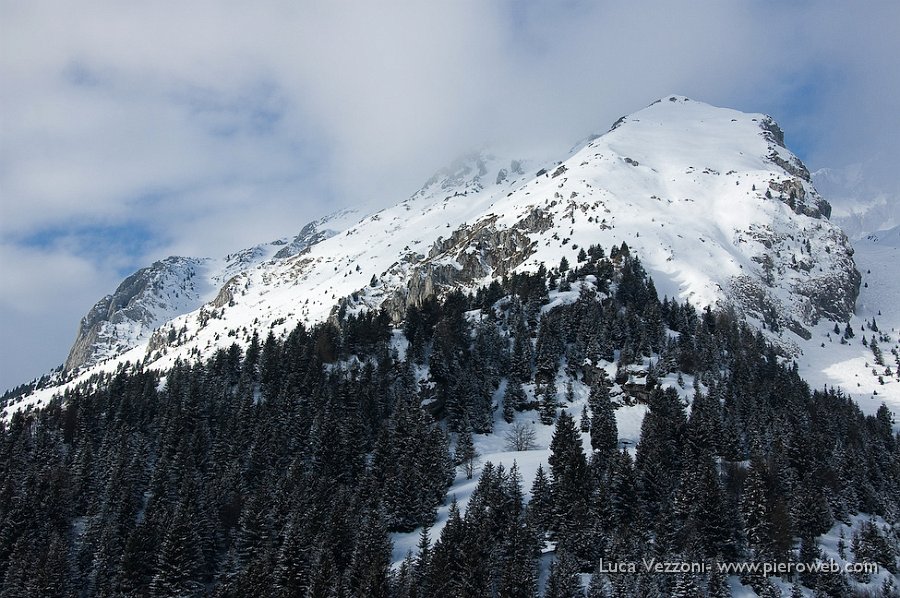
xmin=2 ymin=245 xmax=898 ymax=597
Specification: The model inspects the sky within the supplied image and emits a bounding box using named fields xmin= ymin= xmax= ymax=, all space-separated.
xmin=1 ymin=1 xmax=899 ymax=391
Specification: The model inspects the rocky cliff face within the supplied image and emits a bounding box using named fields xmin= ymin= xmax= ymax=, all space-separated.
xmin=62 ymin=96 xmax=860 ymax=380
xmin=64 ymin=210 xmax=357 ymax=372
xmin=65 ymin=257 xmax=209 ymax=371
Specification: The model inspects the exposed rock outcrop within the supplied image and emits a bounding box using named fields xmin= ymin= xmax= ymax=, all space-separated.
xmin=383 ymin=208 xmax=554 ymax=321
xmin=65 ymin=257 xmax=207 ymax=371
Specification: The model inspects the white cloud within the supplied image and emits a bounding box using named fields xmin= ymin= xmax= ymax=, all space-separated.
xmin=0 ymin=243 xmax=122 ymax=388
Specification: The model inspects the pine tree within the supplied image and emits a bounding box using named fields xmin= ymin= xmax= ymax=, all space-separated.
xmin=347 ymin=510 xmax=391 ymax=598
xmin=579 ymin=405 xmax=591 ymax=433
xmin=272 ymin=512 xmax=313 ymax=598
xmin=590 ymin=393 xmax=617 ymax=454
xmin=120 ymin=522 xmax=159 ymax=595
xmin=391 ymin=554 xmax=415 ymax=598
xmin=797 ymin=532 xmax=821 ymax=589
xmin=510 ymin=301 xmax=534 ymax=383
xmin=455 ymin=423 xmax=478 ymax=480
xmin=306 ymin=534 xmax=344 ymax=598
xmin=872 ymin=339 xmax=885 ymax=366
xmin=427 ymin=498 xmax=466 ymax=597
xmin=549 ymin=412 xmax=590 ymax=526
xmin=413 ymin=527 xmax=432 ymax=597
xmin=608 ymin=449 xmax=639 ymax=535
xmin=37 ymin=532 xmax=76 ymax=598
xmin=403 ymin=305 xmax=427 ymax=364
xmin=706 ymin=564 xmax=730 ymax=598
xmin=503 ymin=379 xmax=527 ymax=422
xmin=670 ymin=572 xmax=700 ymax=598
xmin=527 ymin=464 xmax=553 ymax=533
xmin=535 ymin=315 xmax=564 ymax=385
xmin=372 ymin=396 xmax=454 ymax=531
xmin=539 ymin=382 xmax=558 ymax=425
xmin=497 ymin=463 xmax=538 ymax=598
xmin=740 ymin=457 xmax=773 ymax=561
xmin=635 ymin=387 xmax=685 ymax=522
xmin=673 ymin=442 xmax=729 ymax=559
xmin=586 ymin=571 xmax=612 ymax=598
xmin=150 ymin=503 xmax=205 ymax=598
xmin=815 ymin=561 xmax=849 ymax=598
xmin=851 ymin=518 xmax=896 ymax=576
xmin=1 ymin=537 xmax=37 ymax=598
xmin=544 ymin=548 xmax=582 ymax=598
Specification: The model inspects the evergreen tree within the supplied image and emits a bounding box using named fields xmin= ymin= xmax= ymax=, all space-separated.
xmin=549 ymin=412 xmax=589 ymax=519
xmin=586 ymin=572 xmax=612 ymax=598
xmin=150 ymin=503 xmax=205 ymax=598
xmin=37 ymin=532 xmax=76 ymax=598
xmin=544 ymin=548 xmax=582 ymax=598
xmin=706 ymin=564 xmax=730 ymax=598
xmin=497 ymin=464 xmax=538 ymax=598
xmin=539 ymin=382 xmax=559 ymax=425
xmin=851 ymin=518 xmax=896 ymax=575
xmin=427 ymin=498 xmax=466 ymax=597
xmin=670 ymin=572 xmax=700 ymax=598
xmin=741 ymin=457 xmax=774 ymax=561
xmin=608 ymin=449 xmax=640 ymax=537
xmin=579 ymin=405 xmax=591 ymax=433
xmin=503 ymin=379 xmax=527 ymax=422
xmin=455 ymin=422 xmax=478 ymax=480
xmin=347 ymin=510 xmax=391 ymax=598
xmin=635 ymin=387 xmax=686 ymax=523
xmin=414 ymin=526 xmax=432 ymax=597
xmin=535 ymin=315 xmax=564 ymax=385
xmin=589 ymin=392 xmax=617 ymax=454
xmin=527 ymin=464 xmax=553 ymax=533
xmin=510 ymin=301 xmax=534 ymax=383
xmin=372 ymin=396 xmax=454 ymax=532
xmin=272 ymin=512 xmax=313 ymax=598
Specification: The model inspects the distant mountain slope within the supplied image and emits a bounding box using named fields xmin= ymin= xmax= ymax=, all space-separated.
xmin=64 ymin=209 xmax=358 ymax=372
xmin=812 ymin=165 xmax=900 ymax=240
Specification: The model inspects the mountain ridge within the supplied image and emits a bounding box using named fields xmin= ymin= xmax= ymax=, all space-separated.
xmin=4 ymin=95 xmax=871 ymax=417
xmin=63 ymin=208 xmax=359 ymax=372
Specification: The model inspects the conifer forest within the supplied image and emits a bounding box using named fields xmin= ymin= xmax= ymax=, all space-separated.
xmin=2 ymin=246 xmax=899 ymax=597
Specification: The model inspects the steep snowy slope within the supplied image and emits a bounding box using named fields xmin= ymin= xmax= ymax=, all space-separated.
xmin=63 ymin=209 xmax=358 ymax=372
xmin=4 ymin=96 xmax=862 ymax=417
xmin=796 ymin=224 xmax=900 ymax=418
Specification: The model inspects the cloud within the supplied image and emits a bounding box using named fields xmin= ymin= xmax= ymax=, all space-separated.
xmin=1 ymin=0 xmax=899 ymax=389
xmin=0 ymin=243 xmax=122 ymax=388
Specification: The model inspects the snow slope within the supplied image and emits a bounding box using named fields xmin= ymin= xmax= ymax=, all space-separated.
xmin=797 ymin=225 xmax=900 ymax=420
xmin=62 ymin=209 xmax=359 ymax=372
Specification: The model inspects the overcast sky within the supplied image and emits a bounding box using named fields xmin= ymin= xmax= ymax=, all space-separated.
xmin=1 ymin=1 xmax=898 ymax=390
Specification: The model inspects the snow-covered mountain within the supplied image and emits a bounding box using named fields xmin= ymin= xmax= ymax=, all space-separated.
xmin=6 ymin=95 xmax=881 ymax=417
xmin=63 ymin=209 xmax=359 ymax=372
